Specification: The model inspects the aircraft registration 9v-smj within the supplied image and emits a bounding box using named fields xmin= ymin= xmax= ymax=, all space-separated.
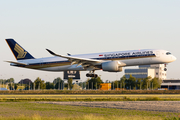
xmin=5 ymin=39 xmax=176 ymax=78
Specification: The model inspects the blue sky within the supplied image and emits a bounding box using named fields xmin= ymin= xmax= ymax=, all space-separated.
xmin=0 ymin=0 xmax=179 ymax=82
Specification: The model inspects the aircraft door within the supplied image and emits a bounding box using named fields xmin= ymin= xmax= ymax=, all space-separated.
xmin=40 ymin=60 xmax=43 ymax=66
xmin=156 ymin=51 xmax=160 ymax=58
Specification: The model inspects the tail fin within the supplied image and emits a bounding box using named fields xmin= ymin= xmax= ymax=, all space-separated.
xmin=5 ymin=39 xmax=35 ymax=60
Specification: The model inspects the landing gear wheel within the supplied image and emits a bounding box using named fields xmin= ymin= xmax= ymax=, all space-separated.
xmin=94 ymin=74 xmax=98 ymax=78
xmin=164 ymin=68 xmax=167 ymax=71
xmin=86 ymin=73 xmax=98 ymax=78
xmin=86 ymin=73 xmax=90 ymax=77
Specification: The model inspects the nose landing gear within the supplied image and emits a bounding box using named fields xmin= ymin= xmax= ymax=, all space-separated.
xmin=164 ymin=64 xmax=167 ymax=71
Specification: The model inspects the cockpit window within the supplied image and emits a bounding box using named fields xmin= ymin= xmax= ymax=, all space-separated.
xmin=166 ymin=52 xmax=171 ymax=55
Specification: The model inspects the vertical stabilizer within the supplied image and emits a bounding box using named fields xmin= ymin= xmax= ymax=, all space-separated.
xmin=5 ymin=39 xmax=35 ymax=60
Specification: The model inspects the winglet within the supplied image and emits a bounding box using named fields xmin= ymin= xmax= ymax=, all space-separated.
xmin=67 ymin=53 xmax=71 ymax=56
xmin=46 ymin=49 xmax=101 ymax=63
xmin=46 ymin=49 xmax=56 ymax=56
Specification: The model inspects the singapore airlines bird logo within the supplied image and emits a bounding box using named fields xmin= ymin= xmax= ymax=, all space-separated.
xmin=14 ymin=44 xmax=27 ymax=58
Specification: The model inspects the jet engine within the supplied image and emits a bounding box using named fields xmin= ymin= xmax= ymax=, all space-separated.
xmin=101 ymin=61 xmax=125 ymax=72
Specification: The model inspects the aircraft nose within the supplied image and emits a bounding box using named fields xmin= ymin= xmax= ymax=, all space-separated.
xmin=172 ymin=56 xmax=177 ymax=61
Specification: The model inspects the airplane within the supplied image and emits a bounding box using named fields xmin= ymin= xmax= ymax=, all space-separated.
xmin=5 ymin=39 xmax=176 ymax=78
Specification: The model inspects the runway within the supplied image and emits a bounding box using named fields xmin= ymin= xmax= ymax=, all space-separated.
xmin=37 ymin=101 xmax=180 ymax=113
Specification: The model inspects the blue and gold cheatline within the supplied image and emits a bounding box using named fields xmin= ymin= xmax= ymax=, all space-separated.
xmin=19 ymin=53 xmax=155 ymax=69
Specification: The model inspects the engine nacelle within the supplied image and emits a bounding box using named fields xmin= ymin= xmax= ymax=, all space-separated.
xmin=101 ymin=61 xmax=124 ymax=72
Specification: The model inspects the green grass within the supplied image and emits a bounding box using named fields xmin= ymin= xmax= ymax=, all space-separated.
xmin=1 ymin=94 xmax=180 ymax=102
xmin=0 ymin=102 xmax=179 ymax=120
xmin=0 ymin=90 xmax=180 ymax=94
xmin=0 ymin=114 xmax=170 ymax=120
xmin=0 ymin=115 xmax=174 ymax=120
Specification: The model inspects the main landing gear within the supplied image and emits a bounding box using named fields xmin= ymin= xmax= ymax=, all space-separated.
xmin=86 ymin=73 xmax=98 ymax=78
xmin=86 ymin=70 xmax=98 ymax=78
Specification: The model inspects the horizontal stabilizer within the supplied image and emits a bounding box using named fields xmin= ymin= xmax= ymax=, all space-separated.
xmin=5 ymin=61 xmax=27 ymax=66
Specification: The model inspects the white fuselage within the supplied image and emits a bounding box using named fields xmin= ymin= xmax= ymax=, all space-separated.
xmin=12 ymin=49 xmax=176 ymax=72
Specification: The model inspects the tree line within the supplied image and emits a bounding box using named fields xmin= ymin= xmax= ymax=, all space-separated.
xmin=85 ymin=75 xmax=162 ymax=90
xmin=0 ymin=77 xmax=70 ymax=90
xmin=0 ymin=78 xmax=14 ymax=84
xmin=112 ymin=75 xmax=162 ymax=90
xmin=1 ymin=75 xmax=162 ymax=90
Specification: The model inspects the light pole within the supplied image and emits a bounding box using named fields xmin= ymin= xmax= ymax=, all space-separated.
xmin=113 ymin=82 xmax=114 ymax=90
xmin=29 ymin=82 xmax=30 ymax=91
xmin=96 ymin=82 xmax=97 ymax=90
xmin=92 ymin=82 xmax=93 ymax=90
xmin=117 ymin=82 xmax=118 ymax=90
xmin=121 ymin=83 xmax=122 ymax=90
xmin=11 ymin=82 xmax=12 ymax=90
xmin=124 ymin=83 xmax=125 ymax=90
xmin=38 ymin=82 xmax=40 ymax=90
xmin=88 ymin=82 xmax=89 ymax=90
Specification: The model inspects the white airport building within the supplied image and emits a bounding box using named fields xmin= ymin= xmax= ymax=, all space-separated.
xmin=125 ymin=64 xmax=167 ymax=80
xmin=125 ymin=64 xmax=180 ymax=90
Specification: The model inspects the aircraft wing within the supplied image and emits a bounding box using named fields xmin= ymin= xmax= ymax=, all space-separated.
xmin=46 ymin=49 xmax=103 ymax=67
xmin=5 ymin=61 xmax=27 ymax=66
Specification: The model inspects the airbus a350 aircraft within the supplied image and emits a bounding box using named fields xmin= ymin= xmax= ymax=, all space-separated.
xmin=5 ymin=39 xmax=176 ymax=78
